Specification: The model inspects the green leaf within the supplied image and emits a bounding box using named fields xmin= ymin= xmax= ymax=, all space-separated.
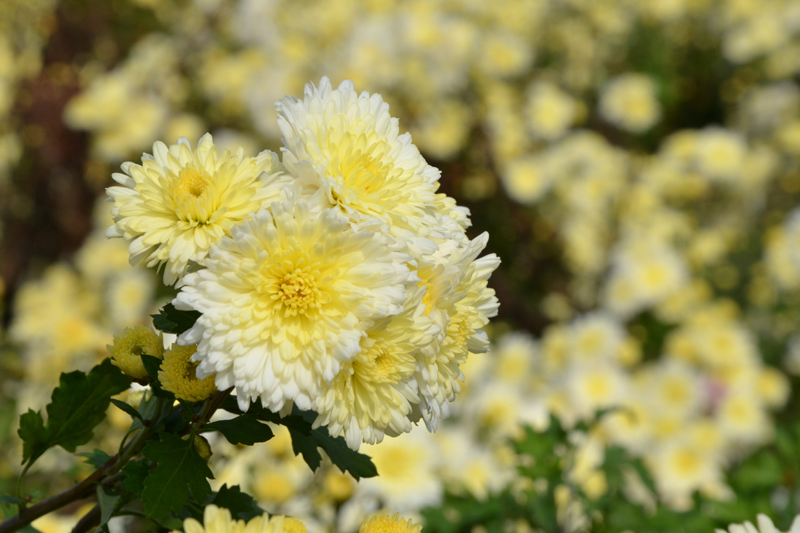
xmin=77 ymin=449 xmax=112 ymax=469
xmin=224 ymin=398 xmax=377 ymax=480
xmin=283 ymin=408 xmax=376 ymax=479
xmin=210 ymin=485 xmax=264 ymax=520
xmin=110 ymin=399 xmax=142 ymax=421
xmin=141 ymin=433 xmax=213 ymax=520
xmin=121 ymin=459 xmax=151 ymax=497
xmin=96 ymin=486 xmax=121 ymax=527
xmin=18 ymin=410 xmax=46 ymax=466
xmin=17 ymin=359 xmax=131 ymax=466
xmin=152 ymin=304 xmax=201 ymax=335
xmin=206 ymin=414 xmax=274 ymax=446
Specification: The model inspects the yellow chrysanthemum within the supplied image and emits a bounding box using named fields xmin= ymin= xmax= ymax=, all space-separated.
xmin=106 ymin=133 xmax=288 ymax=285
xmin=314 ymin=287 xmax=438 ymax=449
xmin=158 ymin=344 xmax=217 ymax=402
xmin=174 ymin=505 xmax=307 ymax=533
xmin=108 ymin=326 xmax=164 ymax=380
xmin=359 ymin=514 xmax=423 ymax=533
xmin=276 ymin=77 xmax=443 ymax=241
xmin=174 ymin=197 xmax=415 ymax=412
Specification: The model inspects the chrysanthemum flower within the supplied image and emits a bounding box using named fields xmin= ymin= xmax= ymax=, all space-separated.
xmin=174 ymin=197 xmax=415 ymax=412
xmin=174 ymin=505 xmax=307 ymax=533
xmin=359 ymin=514 xmax=422 ymax=533
xmin=313 ymin=287 xmax=439 ymax=449
xmin=716 ymin=514 xmax=800 ymax=533
xmin=159 ymin=343 xmax=217 ymax=402
xmin=106 ymin=133 xmax=288 ymax=285
xmin=108 ymin=325 xmax=163 ymax=380
xmin=413 ymin=233 xmax=500 ymax=429
xmin=276 ymin=77 xmax=443 ymax=241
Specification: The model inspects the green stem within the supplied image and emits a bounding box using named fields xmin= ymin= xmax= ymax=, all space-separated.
xmin=0 ymin=396 xmax=171 ymax=533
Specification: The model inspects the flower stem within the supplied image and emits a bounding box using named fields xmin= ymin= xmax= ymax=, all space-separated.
xmin=0 ymin=396 xmax=171 ymax=533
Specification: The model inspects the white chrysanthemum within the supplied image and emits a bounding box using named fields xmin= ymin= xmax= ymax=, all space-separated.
xmin=525 ymin=81 xmax=577 ymax=141
xmin=413 ymin=234 xmax=501 ymax=429
xmin=106 ymin=133 xmax=288 ymax=285
xmin=276 ymin=77 xmax=443 ymax=240
xmin=717 ymin=514 xmax=800 ymax=533
xmin=175 ymin=197 xmax=415 ymax=412
xmin=357 ymin=430 xmax=443 ymax=511
xmin=174 ymin=504 xmax=308 ymax=533
xmin=314 ymin=287 xmax=439 ymax=450
xmin=599 ymin=73 xmax=661 ymax=133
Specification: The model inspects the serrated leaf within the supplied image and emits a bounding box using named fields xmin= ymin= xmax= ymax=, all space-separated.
xmin=210 ymin=485 xmax=264 ymax=520
xmin=18 ymin=359 xmax=130 ymax=466
xmin=206 ymin=414 xmax=274 ymax=446
xmin=121 ymin=459 xmax=150 ymax=496
xmin=152 ymin=304 xmax=201 ymax=335
xmin=18 ymin=410 xmax=46 ymax=466
xmin=225 ymin=398 xmax=376 ymax=480
xmin=312 ymin=430 xmax=377 ymax=480
xmin=282 ymin=409 xmax=375 ymax=479
xmin=110 ymin=399 xmax=142 ymax=421
xmin=77 ymin=449 xmax=112 ymax=469
xmin=96 ymin=486 xmax=121 ymax=527
xmin=142 ymin=433 xmax=213 ymax=520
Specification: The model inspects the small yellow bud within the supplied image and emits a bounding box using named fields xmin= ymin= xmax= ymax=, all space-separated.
xmin=108 ymin=326 xmax=164 ymax=380
xmin=159 ymin=344 xmax=216 ymax=402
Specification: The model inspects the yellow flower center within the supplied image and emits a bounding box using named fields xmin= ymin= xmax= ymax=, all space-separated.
xmin=673 ymin=449 xmax=701 ymax=476
xmin=359 ymin=514 xmax=422 ymax=533
xmin=175 ymin=167 xmax=212 ymax=199
xmin=276 ymin=267 xmax=321 ymax=315
xmin=357 ymin=341 xmax=401 ymax=384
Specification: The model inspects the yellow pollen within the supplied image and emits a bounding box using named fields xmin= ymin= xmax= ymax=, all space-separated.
xmin=363 ymin=342 xmax=398 ymax=383
xmin=275 ymin=268 xmax=320 ymax=315
xmin=175 ymin=167 xmax=212 ymax=198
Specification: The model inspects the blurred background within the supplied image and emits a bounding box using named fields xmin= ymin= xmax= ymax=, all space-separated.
xmin=3 ymin=0 xmax=800 ymax=532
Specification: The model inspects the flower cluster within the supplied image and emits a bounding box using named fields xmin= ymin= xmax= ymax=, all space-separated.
xmin=105 ymin=77 xmax=499 ymax=450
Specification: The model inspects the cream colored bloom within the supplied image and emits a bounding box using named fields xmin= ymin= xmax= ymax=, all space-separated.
xmin=314 ymin=287 xmax=439 ymax=449
xmin=413 ymin=234 xmax=500 ymax=429
xmin=175 ymin=505 xmax=307 ymax=533
xmin=106 ymin=133 xmax=287 ymax=285
xmin=276 ymin=77 xmax=442 ymax=241
xmin=599 ymin=74 xmax=661 ymax=133
xmin=525 ymin=81 xmax=577 ymax=140
xmin=175 ymin=198 xmax=415 ymax=412
xmin=358 ymin=430 xmax=443 ymax=510
xmin=716 ymin=514 xmax=800 ymax=533
xmin=359 ymin=514 xmax=422 ymax=533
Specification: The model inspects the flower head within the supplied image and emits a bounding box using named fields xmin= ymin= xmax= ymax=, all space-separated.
xmin=159 ymin=343 xmax=217 ymax=402
xmin=276 ymin=77 xmax=443 ymax=240
xmin=108 ymin=325 xmax=163 ymax=380
xmin=314 ymin=286 xmax=439 ymax=449
xmin=175 ymin=197 xmax=415 ymax=412
xmin=359 ymin=514 xmax=423 ymax=533
xmin=106 ymin=133 xmax=287 ymax=284
xmin=413 ymin=233 xmax=500 ymax=429
xmin=174 ymin=505 xmax=307 ymax=533
xmin=716 ymin=514 xmax=800 ymax=533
